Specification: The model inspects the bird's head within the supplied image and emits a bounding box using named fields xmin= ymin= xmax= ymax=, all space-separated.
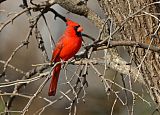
xmin=66 ymin=18 xmax=83 ymax=36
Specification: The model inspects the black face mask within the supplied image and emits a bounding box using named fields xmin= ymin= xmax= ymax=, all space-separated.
xmin=74 ymin=25 xmax=82 ymax=37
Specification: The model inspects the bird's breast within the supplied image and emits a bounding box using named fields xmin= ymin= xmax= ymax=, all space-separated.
xmin=59 ymin=36 xmax=82 ymax=61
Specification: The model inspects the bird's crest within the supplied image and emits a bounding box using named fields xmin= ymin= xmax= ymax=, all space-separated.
xmin=66 ymin=18 xmax=80 ymax=27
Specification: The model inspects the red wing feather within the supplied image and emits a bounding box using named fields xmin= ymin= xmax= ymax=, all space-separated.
xmin=51 ymin=41 xmax=63 ymax=63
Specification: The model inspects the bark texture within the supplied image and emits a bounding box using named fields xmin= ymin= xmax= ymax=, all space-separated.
xmin=98 ymin=0 xmax=160 ymax=107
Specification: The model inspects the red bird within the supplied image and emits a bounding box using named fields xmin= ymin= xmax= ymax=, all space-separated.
xmin=48 ymin=19 xmax=83 ymax=96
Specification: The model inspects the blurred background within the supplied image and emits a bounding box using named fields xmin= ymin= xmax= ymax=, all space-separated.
xmin=0 ymin=0 xmax=158 ymax=115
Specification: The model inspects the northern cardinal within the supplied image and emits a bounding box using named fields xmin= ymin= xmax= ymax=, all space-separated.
xmin=48 ymin=19 xmax=83 ymax=96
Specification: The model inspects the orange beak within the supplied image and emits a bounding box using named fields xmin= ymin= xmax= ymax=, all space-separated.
xmin=77 ymin=26 xmax=83 ymax=32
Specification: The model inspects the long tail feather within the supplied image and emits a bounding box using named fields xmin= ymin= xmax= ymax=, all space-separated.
xmin=48 ymin=63 xmax=61 ymax=96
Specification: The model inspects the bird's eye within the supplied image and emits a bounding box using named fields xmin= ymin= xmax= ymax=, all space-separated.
xmin=74 ymin=25 xmax=82 ymax=37
xmin=74 ymin=25 xmax=80 ymax=31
